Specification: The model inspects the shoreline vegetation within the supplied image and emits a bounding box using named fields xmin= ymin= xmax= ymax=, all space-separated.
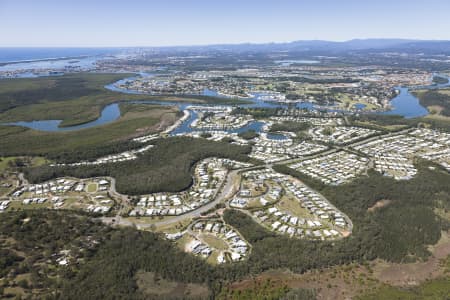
xmin=0 ymin=104 xmax=179 ymax=160
xmin=413 ymin=88 xmax=450 ymax=118
xmin=2 ymin=71 xmax=450 ymax=298
xmin=0 ymin=73 xmax=251 ymax=128
xmin=432 ymin=75 xmax=450 ymax=85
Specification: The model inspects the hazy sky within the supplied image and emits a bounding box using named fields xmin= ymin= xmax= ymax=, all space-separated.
xmin=1 ymin=0 xmax=449 ymax=47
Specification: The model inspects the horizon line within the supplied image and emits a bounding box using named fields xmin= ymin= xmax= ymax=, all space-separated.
xmin=1 ymin=38 xmax=450 ymax=49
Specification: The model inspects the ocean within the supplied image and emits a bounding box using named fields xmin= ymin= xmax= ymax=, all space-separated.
xmin=0 ymin=47 xmax=118 ymax=63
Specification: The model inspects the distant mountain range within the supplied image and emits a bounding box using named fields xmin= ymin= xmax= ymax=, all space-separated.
xmin=154 ymin=39 xmax=450 ymax=54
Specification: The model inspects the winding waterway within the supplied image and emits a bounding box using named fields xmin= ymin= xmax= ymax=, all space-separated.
xmin=381 ymin=87 xmax=429 ymax=118
xmin=3 ymin=103 xmax=121 ymax=132
xmin=3 ymin=74 xmax=449 ymax=133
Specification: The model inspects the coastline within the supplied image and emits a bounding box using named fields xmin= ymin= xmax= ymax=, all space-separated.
xmin=0 ymin=55 xmax=93 ymax=67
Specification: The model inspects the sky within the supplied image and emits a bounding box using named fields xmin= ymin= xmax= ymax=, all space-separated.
xmin=1 ymin=0 xmax=450 ymax=47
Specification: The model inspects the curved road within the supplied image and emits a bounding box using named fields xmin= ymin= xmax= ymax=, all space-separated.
xmin=103 ymin=127 xmax=412 ymax=230
xmin=103 ymin=169 xmax=242 ymax=229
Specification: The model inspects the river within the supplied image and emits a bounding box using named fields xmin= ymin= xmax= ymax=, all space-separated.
xmin=3 ymin=74 xmax=450 ymax=132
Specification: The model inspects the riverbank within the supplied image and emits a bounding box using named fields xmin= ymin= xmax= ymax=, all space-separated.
xmin=0 ymin=105 xmax=179 ymax=159
xmin=163 ymin=109 xmax=191 ymax=134
xmin=4 ymin=73 xmax=450 ymax=133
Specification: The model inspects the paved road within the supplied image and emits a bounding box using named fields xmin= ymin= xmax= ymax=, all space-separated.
xmin=102 ymin=127 xmax=415 ymax=230
xmin=274 ymin=148 xmax=338 ymax=166
xmin=18 ymin=173 xmax=29 ymax=186
xmin=272 ymin=127 xmax=413 ymax=166
xmin=103 ymin=169 xmax=242 ymax=229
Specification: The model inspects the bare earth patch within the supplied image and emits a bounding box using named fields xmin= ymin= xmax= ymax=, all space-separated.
xmin=152 ymin=111 xmax=179 ymax=131
xmin=368 ymin=199 xmax=391 ymax=212
xmin=121 ymin=108 xmax=179 ymax=140
xmin=135 ymin=270 xmax=209 ymax=299
xmin=428 ymin=105 xmax=444 ymax=115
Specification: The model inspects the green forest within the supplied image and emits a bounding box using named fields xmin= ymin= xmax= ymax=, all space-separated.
xmin=269 ymin=121 xmax=311 ymax=133
xmin=271 ymin=160 xmax=450 ymax=264
xmin=0 ymin=73 xmax=250 ymax=126
xmin=3 ymin=158 xmax=450 ymax=299
xmin=0 ymin=73 xmax=136 ymax=126
xmin=415 ymin=90 xmax=450 ymax=117
xmin=0 ymin=210 xmax=215 ymax=299
xmin=24 ymin=137 xmax=252 ymax=194
xmin=432 ymin=76 xmax=449 ymax=85
xmin=2 ymin=73 xmax=450 ymax=299
xmin=0 ymin=104 xmax=180 ymax=162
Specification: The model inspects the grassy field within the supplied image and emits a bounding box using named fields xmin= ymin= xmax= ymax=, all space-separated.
xmin=277 ymin=195 xmax=315 ymax=219
xmin=200 ymin=234 xmax=229 ymax=251
xmin=8 ymin=200 xmax=51 ymax=210
xmin=0 ymin=73 xmax=251 ymax=126
xmin=358 ymin=277 xmax=450 ymax=300
xmin=0 ymin=104 xmax=179 ymax=158
xmin=351 ymin=120 xmax=408 ymax=131
xmin=335 ymin=93 xmax=378 ymax=111
xmin=0 ymin=156 xmax=47 ymax=172
xmin=135 ymin=270 xmax=210 ymax=299
xmin=86 ymin=183 xmax=98 ymax=193
xmin=154 ymin=218 xmax=192 ymax=233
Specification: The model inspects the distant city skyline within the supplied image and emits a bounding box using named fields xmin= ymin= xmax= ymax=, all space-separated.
xmin=1 ymin=0 xmax=450 ymax=47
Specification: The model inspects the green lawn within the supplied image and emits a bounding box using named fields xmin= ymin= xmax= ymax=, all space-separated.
xmin=86 ymin=183 xmax=98 ymax=193
xmin=0 ymin=157 xmax=17 ymax=172
xmin=276 ymin=194 xmax=314 ymax=219
xmin=8 ymin=201 xmax=51 ymax=210
xmin=200 ymin=234 xmax=229 ymax=251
